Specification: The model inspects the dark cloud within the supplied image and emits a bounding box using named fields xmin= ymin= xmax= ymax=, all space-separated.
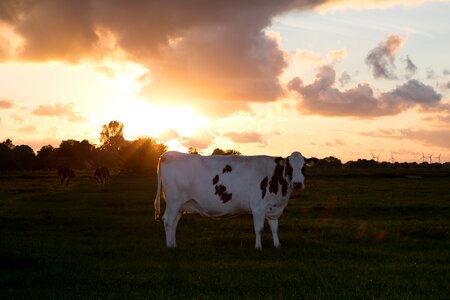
xmin=365 ymin=34 xmax=403 ymax=80
xmin=0 ymin=98 xmax=14 ymax=109
xmin=403 ymin=56 xmax=417 ymax=79
xmin=288 ymin=65 xmax=442 ymax=118
xmin=1 ymin=0 xmax=327 ymax=112
xmin=443 ymin=69 xmax=450 ymax=76
xmin=32 ymin=102 xmax=86 ymax=122
xmin=338 ymin=72 xmax=351 ymax=86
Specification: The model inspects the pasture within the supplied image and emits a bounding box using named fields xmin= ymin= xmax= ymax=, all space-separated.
xmin=1 ymin=170 xmax=449 ymax=299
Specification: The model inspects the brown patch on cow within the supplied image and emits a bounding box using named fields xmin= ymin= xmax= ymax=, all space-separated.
xmin=215 ymin=184 xmax=226 ymax=196
xmin=214 ymin=184 xmax=233 ymax=203
xmin=269 ymin=158 xmax=289 ymax=197
xmin=221 ymin=192 xmax=232 ymax=203
xmin=222 ymin=165 xmax=232 ymax=173
xmin=260 ymin=176 xmax=268 ymax=199
xmin=212 ymin=175 xmax=219 ymax=185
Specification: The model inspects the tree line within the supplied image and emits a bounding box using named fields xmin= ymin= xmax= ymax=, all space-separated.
xmin=0 ymin=121 xmax=245 ymax=173
xmin=0 ymin=121 xmax=167 ymax=173
xmin=1 ymin=121 xmax=447 ymax=172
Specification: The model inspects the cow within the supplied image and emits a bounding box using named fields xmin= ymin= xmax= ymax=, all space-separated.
xmin=58 ymin=167 xmax=75 ymax=185
xmin=154 ymin=151 xmax=319 ymax=249
xmin=94 ymin=167 xmax=110 ymax=186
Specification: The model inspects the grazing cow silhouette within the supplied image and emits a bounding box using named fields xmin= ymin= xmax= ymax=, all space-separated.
xmin=58 ymin=167 xmax=75 ymax=185
xmin=94 ymin=167 xmax=110 ymax=186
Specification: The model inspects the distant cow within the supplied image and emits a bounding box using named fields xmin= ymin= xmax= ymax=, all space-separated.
xmin=58 ymin=167 xmax=75 ymax=185
xmin=94 ymin=167 xmax=110 ymax=186
xmin=154 ymin=151 xmax=319 ymax=249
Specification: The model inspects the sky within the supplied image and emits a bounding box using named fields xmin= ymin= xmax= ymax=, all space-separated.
xmin=1 ymin=0 xmax=449 ymax=162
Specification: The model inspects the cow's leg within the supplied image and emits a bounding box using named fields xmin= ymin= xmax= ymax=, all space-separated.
xmin=252 ymin=211 xmax=265 ymax=250
xmin=268 ymin=219 xmax=281 ymax=248
xmin=170 ymin=212 xmax=182 ymax=247
xmin=162 ymin=201 xmax=183 ymax=248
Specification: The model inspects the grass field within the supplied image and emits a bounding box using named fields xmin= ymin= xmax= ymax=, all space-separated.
xmin=1 ymin=170 xmax=449 ymax=299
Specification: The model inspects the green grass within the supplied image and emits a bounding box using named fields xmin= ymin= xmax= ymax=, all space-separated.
xmin=0 ymin=171 xmax=449 ymax=299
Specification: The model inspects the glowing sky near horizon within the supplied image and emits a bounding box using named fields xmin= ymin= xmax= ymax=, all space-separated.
xmin=0 ymin=0 xmax=449 ymax=162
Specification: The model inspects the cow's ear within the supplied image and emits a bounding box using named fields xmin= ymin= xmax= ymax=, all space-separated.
xmin=275 ymin=157 xmax=286 ymax=166
xmin=306 ymin=157 xmax=319 ymax=166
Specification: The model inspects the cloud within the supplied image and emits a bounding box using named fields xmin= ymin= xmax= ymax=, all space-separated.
xmin=11 ymin=114 xmax=24 ymax=123
xmin=1 ymin=0 xmax=304 ymax=113
xmin=318 ymin=0 xmax=442 ymax=11
xmin=403 ymin=56 xmax=417 ymax=79
xmin=0 ymin=1 xmax=444 ymax=115
xmin=365 ymin=34 xmax=403 ymax=79
xmin=364 ymin=128 xmax=450 ymax=149
xmin=224 ymin=131 xmax=266 ymax=144
xmin=18 ymin=125 xmax=37 ymax=133
xmin=325 ymin=138 xmax=346 ymax=147
xmin=327 ymin=48 xmax=347 ymax=63
xmin=295 ymin=49 xmax=324 ymax=65
xmin=338 ymin=72 xmax=352 ymax=87
xmin=426 ymin=68 xmax=436 ymax=79
xmin=180 ymin=129 xmax=215 ymax=150
xmin=32 ymin=102 xmax=86 ymax=122
xmin=0 ymin=98 xmax=14 ymax=109
xmin=444 ymin=69 xmax=450 ymax=76
xmin=288 ymin=65 xmax=442 ymax=118
xmin=157 ymin=128 xmax=180 ymax=142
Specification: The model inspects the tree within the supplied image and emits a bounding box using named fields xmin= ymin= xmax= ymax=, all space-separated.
xmin=99 ymin=120 xmax=126 ymax=151
xmin=36 ymin=145 xmax=57 ymax=170
xmin=0 ymin=139 xmax=15 ymax=170
xmin=317 ymin=156 xmax=342 ymax=168
xmin=212 ymin=148 xmax=241 ymax=155
xmin=120 ymin=137 xmax=167 ymax=173
xmin=188 ymin=147 xmax=200 ymax=155
xmin=55 ymin=139 xmax=96 ymax=169
xmin=13 ymin=145 xmax=35 ymax=170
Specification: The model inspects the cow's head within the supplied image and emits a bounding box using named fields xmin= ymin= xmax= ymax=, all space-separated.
xmin=286 ymin=152 xmax=319 ymax=189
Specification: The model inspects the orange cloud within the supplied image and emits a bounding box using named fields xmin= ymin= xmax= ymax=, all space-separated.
xmin=0 ymin=0 xmax=442 ymax=116
xmin=0 ymin=98 xmax=14 ymax=109
xmin=32 ymin=102 xmax=86 ymax=122
xmin=224 ymin=131 xmax=266 ymax=144
xmin=18 ymin=125 xmax=37 ymax=133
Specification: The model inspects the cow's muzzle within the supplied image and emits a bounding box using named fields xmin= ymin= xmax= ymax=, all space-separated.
xmin=293 ymin=182 xmax=304 ymax=189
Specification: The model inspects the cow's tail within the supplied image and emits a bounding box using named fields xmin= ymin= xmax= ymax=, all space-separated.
xmin=154 ymin=156 xmax=162 ymax=222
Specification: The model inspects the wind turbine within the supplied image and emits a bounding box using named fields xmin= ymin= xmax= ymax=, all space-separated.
xmin=419 ymin=152 xmax=426 ymax=163
xmin=437 ymin=154 xmax=441 ymax=163
xmin=429 ymin=153 xmax=434 ymax=164
xmin=371 ymin=153 xmax=380 ymax=162
xmin=390 ymin=153 xmax=396 ymax=164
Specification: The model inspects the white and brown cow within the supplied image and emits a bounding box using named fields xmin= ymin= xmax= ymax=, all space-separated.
xmin=58 ymin=167 xmax=75 ymax=185
xmin=154 ymin=151 xmax=318 ymax=249
xmin=94 ymin=167 xmax=110 ymax=186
